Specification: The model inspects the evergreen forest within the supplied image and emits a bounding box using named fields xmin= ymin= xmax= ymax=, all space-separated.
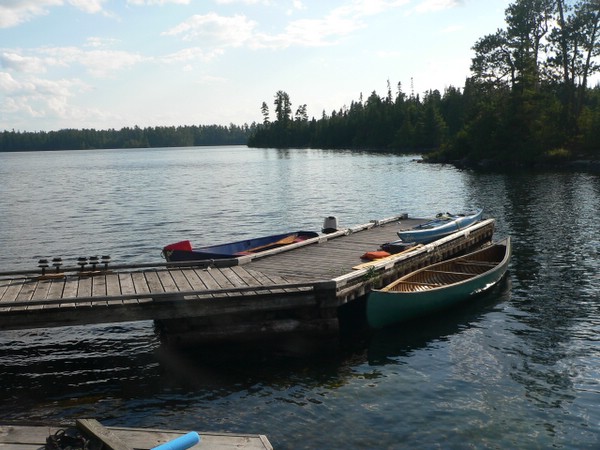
xmin=0 ymin=124 xmax=253 ymax=152
xmin=2 ymin=0 xmax=598 ymax=167
xmin=248 ymin=0 xmax=600 ymax=166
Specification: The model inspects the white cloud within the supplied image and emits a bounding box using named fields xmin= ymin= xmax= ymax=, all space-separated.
xmin=0 ymin=0 xmax=61 ymax=28
xmin=0 ymin=72 xmax=24 ymax=92
xmin=0 ymin=0 xmax=112 ymax=28
xmin=67 ymin=0 xmax=107 ymax=14
xmin=127 ymin=0 xmax=191 ymax=5
xmin=162 ymin=47 xmax=225 ymax=64
xmin=0 ymin=72 xmax=88 ymax=122
xmin=0 ymin=52 xmax=48 ymax=73
xmin=37 ymin=47 xmax=147 ymax=78
xmin=1 ymin=45 xmax=147 ymax=79
xmin=163 ymin=10 xmax=361 ymax=52
xmin=214 ymin=0 xmax=272 ymax=4
xmin=85 ymin=37 xmax=120 ymax=49
xmin=260 ymin=15 xmax=360 ymax=48
xmin=335 ymin=0 xmax=410 ymax=17
xmin=413 ymin=0 xmax=461 ymax=14
xmin=162 ymin=13 xmax=258 ymax=47
xmin=163 ymin=0 xmax=415 ymax=53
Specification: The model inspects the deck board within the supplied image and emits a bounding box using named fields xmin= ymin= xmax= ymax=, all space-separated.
xmin=1 ymin=280 xmax=24 ymax=304
xmin=14 ymin=280 xmax=36 ymax=302
xmin=157 ymin=271 xmax=178 ymax=292
xmin=132 ymin=272 xmax=150 ymax=295
xmin=61 ymin=277 xmax=79 ymax=307
xmin=0 ymin=217 xmax=496 ymax=334
xmin=0 ymin=425 xmax=273 ymax=450
xmin=106 ymin=273 xmax=122 ymax=297
xmin=92 ymin=274 xmax=107 ymax=297
xmin=77 ymin=276 xmax=93 ymax=298
xmin=180 ymin=268 xmax=213 ymax=299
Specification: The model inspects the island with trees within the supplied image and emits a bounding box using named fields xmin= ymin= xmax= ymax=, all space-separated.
xmin=249 ymin=0 xmax=600 ymax=169
xmin=1 ymin=0 xmax=598 ymax=171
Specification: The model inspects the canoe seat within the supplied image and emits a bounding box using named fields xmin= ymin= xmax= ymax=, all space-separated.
xmin=423 ymin=269 xmax=474 ymax=277
xmin=455 ymin=260 xmax=497 ymax=267
xmin=384 ymin=281 xmax=444 ymax=292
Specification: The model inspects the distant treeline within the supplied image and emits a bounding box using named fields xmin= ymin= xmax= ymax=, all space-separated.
xmin=249 ymin=0 xmax=600 ymax=166
xmin=0 ymin=124 xmax=255 ymax=152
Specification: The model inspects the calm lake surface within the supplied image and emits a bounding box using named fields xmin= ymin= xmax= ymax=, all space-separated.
xmin=0 ymin=146 xmax=598 ymax=449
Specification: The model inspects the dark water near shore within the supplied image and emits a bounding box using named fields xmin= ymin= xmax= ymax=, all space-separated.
xmin=0 ymin=147 xmax=599 ymax=448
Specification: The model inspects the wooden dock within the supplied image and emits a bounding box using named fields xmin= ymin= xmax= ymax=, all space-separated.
xmin=0 ymin=419 xmax=272 ymax=450
xmin=0 ymin=215 xmax=495 ymax=346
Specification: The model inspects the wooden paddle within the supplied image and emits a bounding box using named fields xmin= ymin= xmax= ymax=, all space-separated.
xmin=246 ymin=235 xmax=298 ymax=253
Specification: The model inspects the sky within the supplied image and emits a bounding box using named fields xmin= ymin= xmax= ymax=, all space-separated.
xmin=0 ymin=0 xmax=512 ymax=132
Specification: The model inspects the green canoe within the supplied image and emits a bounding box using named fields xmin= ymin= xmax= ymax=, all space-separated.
xmin=367 ymin=237 xmax=511 ymax=329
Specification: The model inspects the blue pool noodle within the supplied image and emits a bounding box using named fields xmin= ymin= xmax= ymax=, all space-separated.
xmin=151 ymin=432 xmax=201 ymax=450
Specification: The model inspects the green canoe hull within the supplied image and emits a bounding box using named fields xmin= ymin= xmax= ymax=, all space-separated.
xmin=367 ymin=238 xmax=511 ymax=329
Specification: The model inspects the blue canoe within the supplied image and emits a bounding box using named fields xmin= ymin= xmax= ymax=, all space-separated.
xmin=162 ymin=231 xmax=319 ymax=262
xmin=396 ymin=209 xmax=483 ymax=244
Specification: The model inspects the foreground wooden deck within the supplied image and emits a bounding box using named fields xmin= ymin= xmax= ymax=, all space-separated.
xmin=0 ymin=420 xmax=272 ymax=450
xmin=0 ymin=215 xmax=496 ymax=344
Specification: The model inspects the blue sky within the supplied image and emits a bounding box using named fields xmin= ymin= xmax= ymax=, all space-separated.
xmin=0 ymin=0 xmax=511 ymax=132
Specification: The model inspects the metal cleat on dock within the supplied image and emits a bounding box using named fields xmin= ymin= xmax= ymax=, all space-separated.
xmin=37 ymin=257 xmax=66 ymax=280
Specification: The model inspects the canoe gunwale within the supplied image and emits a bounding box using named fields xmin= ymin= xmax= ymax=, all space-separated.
xmin=367 ymin=237 xmax=511 ymax=328
xmin=375 ymin=237 xmax=511 ymax=295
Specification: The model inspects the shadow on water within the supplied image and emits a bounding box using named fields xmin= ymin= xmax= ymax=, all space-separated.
xmin=365 ymin=276 xmax=512 ymax=366
xmin=0 ymin=270 xmax=513 ymax=416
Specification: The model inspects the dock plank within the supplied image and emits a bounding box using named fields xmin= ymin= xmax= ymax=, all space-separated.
xmin=0 ymin=425 xmax=273 ymax=450
xmin=106 ymin=273 xmax=122 ymax=297
xmin=119 ymin=273 xmax=136 ymax=295
xmin=198 ymin=269 xmax=228 ymax=297
xmin=0 ymin=280 xmax=25 ymax=305
xmin=46 ymin=278 xmax=66 ymax=299
xmin=157 ymin=270 xmax=179 ymax=292
xmin=14 ymin=279 xmax=37 ymax=302
xmin=77 ymin=276 xmax=93 ymax=298
xmin=131 ymin=272 xmax=150 ymax=295
xmin=128 ymin=272 xmax=153 ymax=305
xmin=179 ymin=268 xmax=214 ymax=299
xmin=207 ymin=268 xmax=238 ymax=289
xmin=92 ymin=274 xmax=108 ymax=299
xmin=30 ymin=279 xmax=52 ymax=310
xmin=0 ymin=277 xmax=10 ymax=300
xmin=220 ymin=267 xmax=261 ymax=296
xmin=144 ymin=270 xmax=164 ymax=294
xmin=0 ymin=217 xmax=496 ymax=337
xmin=60 ymin=277 xmax=79 ymax=307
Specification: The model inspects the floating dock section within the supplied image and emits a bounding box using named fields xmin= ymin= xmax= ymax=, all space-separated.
xmin=0 ymin=419 xmax=273 ymax=450
xmin=0 ymin=216 xmax=495 ymax=347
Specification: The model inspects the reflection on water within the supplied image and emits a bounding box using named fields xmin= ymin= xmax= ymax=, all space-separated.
xmin=1 ymin=148 xmax=599 ymax=448
xmin=367 ymin=277 xmax=512 ymax=366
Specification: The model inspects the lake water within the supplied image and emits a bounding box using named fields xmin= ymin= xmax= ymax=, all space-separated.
xmin=0 ymin=146 xmax=598 ymax=449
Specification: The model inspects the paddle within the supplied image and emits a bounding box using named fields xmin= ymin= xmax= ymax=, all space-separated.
xmin=246 ymin=235 xmax=298 ymax=253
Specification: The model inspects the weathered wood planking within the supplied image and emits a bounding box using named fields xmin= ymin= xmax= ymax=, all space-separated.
xmin=0 ymin=266 xmax=312 ymax=306
xmin=0 ymin=424 xmax=273 ymax=450
xmin=246 ymin=221 xmax=410 ymax=279
xmin=0 ymin=262 xmax=321 ymax=331
xmin=0 ymin=216 xmax=495 ymax=335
